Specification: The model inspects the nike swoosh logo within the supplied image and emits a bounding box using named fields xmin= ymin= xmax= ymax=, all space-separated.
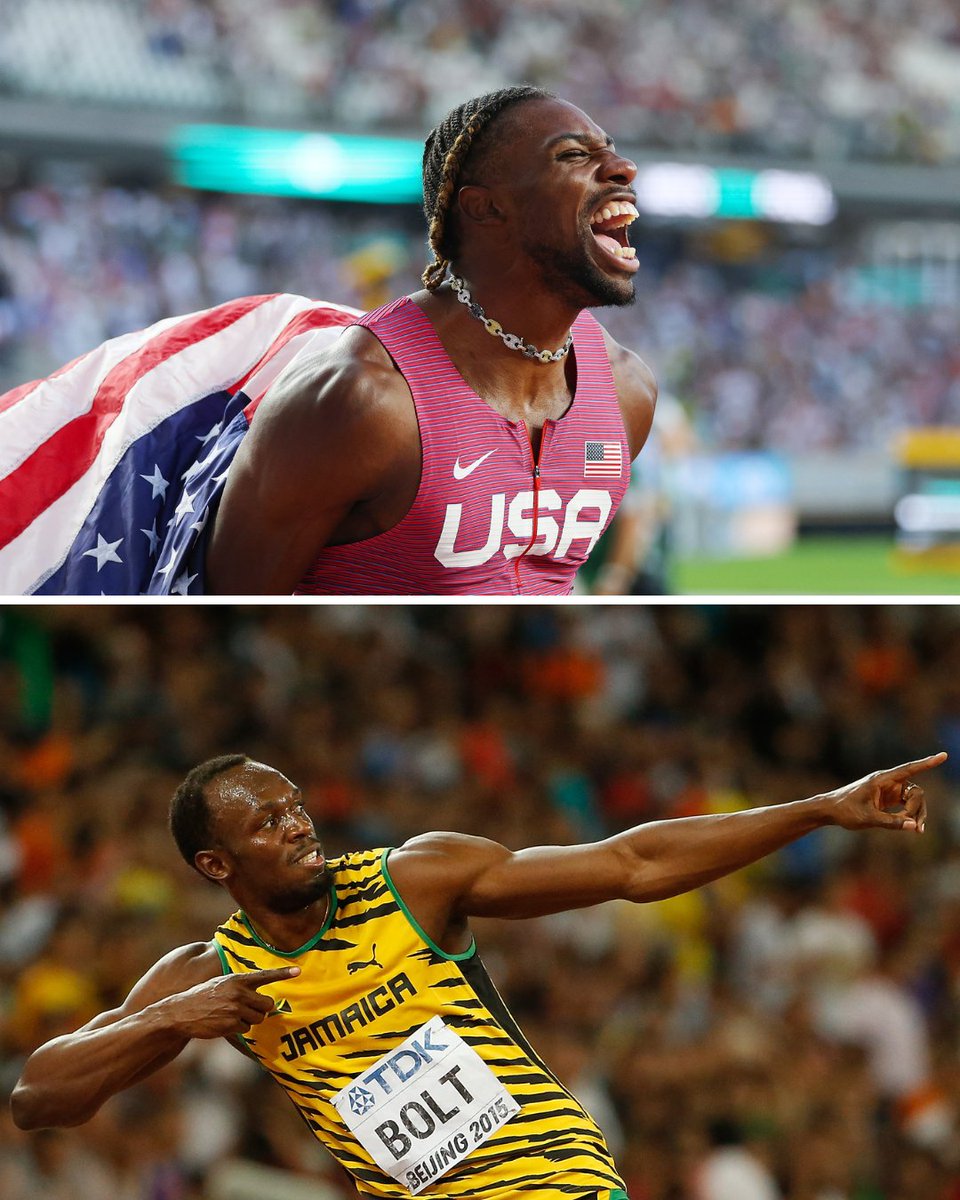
xmin=453 ymin=450 xmax=497 ymax=480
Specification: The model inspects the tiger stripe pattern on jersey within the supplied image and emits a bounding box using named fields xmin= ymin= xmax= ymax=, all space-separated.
xmin=213 ymin=848 xmax=628 ymax=1200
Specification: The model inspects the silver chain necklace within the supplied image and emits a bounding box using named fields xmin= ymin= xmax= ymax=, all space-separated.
xmin=448 ymin=275 xmax=573 ymax=364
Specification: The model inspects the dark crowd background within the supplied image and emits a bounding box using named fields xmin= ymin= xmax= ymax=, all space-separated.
xmin=1 ymin=603 xmax=960 ymax=1200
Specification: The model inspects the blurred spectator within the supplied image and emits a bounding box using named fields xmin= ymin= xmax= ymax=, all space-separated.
xmin=7 ymin=908 xmax=100 ymax=1054
xmin=692 ymin=1119 xmax=781 ymax=1200
xmin=1 ymin=0 xmax=958 ymax=165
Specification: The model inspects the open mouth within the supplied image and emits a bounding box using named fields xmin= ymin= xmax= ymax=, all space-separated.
xmin=295 ymin=847 xmax=325 ymax=867
xmin=589 ymin=199 xmax=639 ymax=271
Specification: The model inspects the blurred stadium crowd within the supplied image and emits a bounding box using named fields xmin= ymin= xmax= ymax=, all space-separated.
xmin=2 ymin=1 xmax=959 ymax=453
xmin=2 ymin=184 xmax=959 ymax=453
xmin=2 ymin=0 xmax=958 ymax=164
xmin=1 ymin=604 xmax=960 ymax=1199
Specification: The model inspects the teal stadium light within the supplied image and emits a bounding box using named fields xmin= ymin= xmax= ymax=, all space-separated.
xmin=170 ymin=125 xmax=424 ymax=203
xmin=635 ymin=163 xmax=837 ymax=224
xmin=169 ymin=125 xmax=836 ymax=225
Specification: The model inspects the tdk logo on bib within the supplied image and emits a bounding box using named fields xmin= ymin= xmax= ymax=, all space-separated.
xmin=352 ymin=1024 xmax=448 ymax=1101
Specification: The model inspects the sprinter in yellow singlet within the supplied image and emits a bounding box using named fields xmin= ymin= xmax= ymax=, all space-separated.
xmin=12 ymin=751 xmax=944 ymax=1199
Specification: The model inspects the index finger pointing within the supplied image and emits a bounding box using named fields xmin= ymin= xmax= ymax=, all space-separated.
xmin=879 ymin=752 xmax=948 ymax=781
xmin=244 ymin=966 xmax=301 ymax=989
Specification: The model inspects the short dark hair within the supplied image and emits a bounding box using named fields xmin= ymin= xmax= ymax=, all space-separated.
xmin=169 ymin=754 xmax=250 ymax=871
xmin=421 ymin=85 xmax=554 ymax=291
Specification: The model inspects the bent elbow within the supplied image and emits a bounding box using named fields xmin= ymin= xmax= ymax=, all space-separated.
xmin=10 ymin=1081 xmax=44 ymax=1131
xmin=10 ymin=1080 xmax=85 ymax=1131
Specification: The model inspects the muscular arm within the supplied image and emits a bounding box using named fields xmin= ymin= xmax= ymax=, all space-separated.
xmin=205 ymin=328 xmax=420 ymax=594
xmin=10 ymin=943 xmax=299 ymax=1130
xmin=604 ymin=330 xmax=657 ymax=460
xmin=389 ymin=754 xmax=945 ymax=950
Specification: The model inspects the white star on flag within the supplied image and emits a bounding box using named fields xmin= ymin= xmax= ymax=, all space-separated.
xmin=191 ymin=509 xmax=209 ymax=535
xmin=174 ymin=490 xmax=196 ymax=520
xmin=182 ymin=449 xmax=217 ymax=484
xmin=156 ymin=554 xmax=178 ymax=577
xmin=140 ymin=521 xmax=160 ymax=555
xmin=140 ymin=464 xmax=169 ymax=500
xmin=171 ymin=570 xmax=198 ymax=595
xmin=82 ymin=534 xmax=123 ymax=572
xmin=196 ymin=421 xmax=223 ymax=445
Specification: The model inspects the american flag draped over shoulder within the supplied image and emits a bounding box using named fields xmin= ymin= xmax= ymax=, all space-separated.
xmin=0 ymin=294 xmax=360 ymax=595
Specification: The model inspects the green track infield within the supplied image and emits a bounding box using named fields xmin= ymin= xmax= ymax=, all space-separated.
xmin=674 ymin=536 xmax=960 ymax=595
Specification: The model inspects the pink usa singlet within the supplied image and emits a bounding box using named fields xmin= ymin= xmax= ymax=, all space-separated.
xmin=296 ymin=297 xmax=630 ymax=595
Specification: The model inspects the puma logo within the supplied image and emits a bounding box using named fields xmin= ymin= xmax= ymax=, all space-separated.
xmin=347 ymin=944 xmax=383 ymax=974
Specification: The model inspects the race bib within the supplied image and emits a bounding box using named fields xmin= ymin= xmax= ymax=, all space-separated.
xmin=333 ymin=1016 xmax=520 ymax=1195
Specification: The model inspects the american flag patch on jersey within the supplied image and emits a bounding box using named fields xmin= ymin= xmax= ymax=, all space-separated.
xmin=584 ymin=440 xmax=623 ymax=478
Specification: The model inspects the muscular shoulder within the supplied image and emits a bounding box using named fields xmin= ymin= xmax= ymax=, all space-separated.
xmin=251 ymin=326 xmax=417 ymax=460
xmin=388 ymin=833 xmax=509 ymax=904
xmin=135 ymin=942 xmax=222 ymax=1000
xmin=83 ymin=942 xmax=221 ymax=1029
xmin=205 ymin=324 xmax=422 ymax=592
xmin=386 ymin=833 xmax=509 ymax=953
xmin=602 ymin=327 xmax=658 ymax=460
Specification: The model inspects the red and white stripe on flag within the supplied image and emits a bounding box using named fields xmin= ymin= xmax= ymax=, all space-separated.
xmin=583 ymin=440 xmax=623 ymax=478
xmin=0 ymin=294 xmax=360 ymax=594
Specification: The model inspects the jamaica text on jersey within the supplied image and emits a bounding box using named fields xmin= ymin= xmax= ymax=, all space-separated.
xmin=213 ymin=848 xmax=629 ymax=1200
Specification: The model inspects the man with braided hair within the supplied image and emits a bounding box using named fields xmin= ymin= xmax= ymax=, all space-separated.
xmin=207 ymin=87 xmax=657 ymax=594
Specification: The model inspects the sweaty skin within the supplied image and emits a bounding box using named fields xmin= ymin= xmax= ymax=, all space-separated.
xmin=11 ymin=751 xmax=944 ymax=1133
xmin=206 ymin=98 xmax=657 ymax=594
